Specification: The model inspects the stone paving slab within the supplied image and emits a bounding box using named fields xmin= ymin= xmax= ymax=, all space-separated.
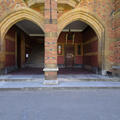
xmin=0 ymin=75 xmax=44 ymax=82
xmin=58 ymin=75 xmax=120 ymax=81
xmin=0 ymin=74 xmax=119 ymax=82
xmin=0 ymin=81 xmax=120 ymax=90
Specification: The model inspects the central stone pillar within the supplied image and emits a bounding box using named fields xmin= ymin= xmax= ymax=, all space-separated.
xmin=43 ymin=0 xmax=58 ymax=84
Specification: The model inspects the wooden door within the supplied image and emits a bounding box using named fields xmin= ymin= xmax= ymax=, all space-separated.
xmin=65 ymin=45 xmax=74 ymax=67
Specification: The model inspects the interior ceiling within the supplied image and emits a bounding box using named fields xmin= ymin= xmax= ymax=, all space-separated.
xmin=16 ymin=20 xmax=44 ymax=35
xmin=16 ymin=20 xmax=88 ymax=36
xmin=64 ymin=20 xmax=88 ymax=31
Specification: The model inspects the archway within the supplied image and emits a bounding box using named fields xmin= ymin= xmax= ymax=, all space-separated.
xmin=0 ymin=15 xmax=45 ymax=74
xmin=0 ymin=8 xmax=44 ymax=43
xmin=58 ymin=9 xmax=105 ymax=74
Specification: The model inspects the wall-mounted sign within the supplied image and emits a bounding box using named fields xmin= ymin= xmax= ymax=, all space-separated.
xmin=58 ymin=44 xmax=62 ymax=55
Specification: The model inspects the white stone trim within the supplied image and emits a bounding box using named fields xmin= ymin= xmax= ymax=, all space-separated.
xmin=101 ymin=70 xmax=107 ymax=76
xmin=112 ymin=66 xmax=120 ymax=69
xmin=43 ymin=68 xmax=59 ymax=72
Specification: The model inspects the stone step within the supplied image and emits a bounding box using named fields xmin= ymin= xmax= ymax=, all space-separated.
xmin=0 ymin=75 xmax=119 ymax=82
xmin=0 ymin=81 xmax=120 ymax=90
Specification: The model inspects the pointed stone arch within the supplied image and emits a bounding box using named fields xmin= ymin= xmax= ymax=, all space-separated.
xmin=0 ymin=8 xmax=45 ymax=70
xmin=58 ymin=8 xmax=105 ymax=72
xmin=0 ymin=8 xmax=44 ymax=40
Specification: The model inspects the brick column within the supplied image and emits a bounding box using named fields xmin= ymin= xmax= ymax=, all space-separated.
xmin=43 ymin=0 xmax=58 ymax=83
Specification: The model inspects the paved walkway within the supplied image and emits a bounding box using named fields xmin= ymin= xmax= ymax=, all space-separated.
xmin=0 ymin=74 xmax=119 ymax=81
xmin=0 ymin=74 xmax=119 ymax=89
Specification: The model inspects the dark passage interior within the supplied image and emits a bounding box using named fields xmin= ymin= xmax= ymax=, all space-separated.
xmin=57 ymin=20 xmax=99 ymax=74
xmin=4 ymin=20 xmax=44 ymax=74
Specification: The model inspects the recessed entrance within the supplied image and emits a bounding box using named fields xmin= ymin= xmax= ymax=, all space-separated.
xmin=58 ymin=20 xmax=99 ymax=74
xmin=4 ymin=20 xmax=44 ymax=74
xmin=65 ymin=45 xmax=75 ymax=67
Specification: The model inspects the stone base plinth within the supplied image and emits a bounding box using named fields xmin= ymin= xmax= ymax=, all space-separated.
xmin=112 ymin=66 xmax=120 ymax=77
xmin=43 ymin=67 xmax=59 ymax=80
xmin=45 ymin=71 xmax=57 ymax=80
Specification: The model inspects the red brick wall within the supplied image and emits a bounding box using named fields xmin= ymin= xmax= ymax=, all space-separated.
xmin=5 ymin=27 xmax=16 ymax=67
xmin=75 ymin=56 xmax=83 ymax=65
xmin=6 ymin=39 xmax=15 ymax=52
xmin=58 ymin=56 xmax=64 ymax=64
xmin=5 ymin=55 xmax=15 ymax=67
xmin=109 ymin=0 xmax=120 ymax=65
xmin=44 ymin=0 xmax=58 ymax=67
xmin=83 ymin=27 xmax=98 ymax=67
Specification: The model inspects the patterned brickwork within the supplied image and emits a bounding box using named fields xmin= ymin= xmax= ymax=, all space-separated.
xmin=77 ymin=0 xmax=119 ymax=69
xmin=78 ymin=0 xmax=114 ymax=38
xmin=109 ymin=0 xmax=120 ymax=65
xmin=44 ymin=0 xmax=58 ymax=79
xmin=44 ymin=0 xmax=57 ymax=67
xmin=0 ymin=0 xmax=26 ymax=21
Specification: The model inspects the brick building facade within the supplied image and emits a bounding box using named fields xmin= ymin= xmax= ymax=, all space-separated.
xmin=0 ymin=0 xmax=120 ymax=81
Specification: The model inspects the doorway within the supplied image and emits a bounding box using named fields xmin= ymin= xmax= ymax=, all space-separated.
xmin=4 ymin=20 xmax=44 ymax=74
xmin=58 ymin=20 xmax=99 ymax=74
xmin=65 ymin=45 xmax=74 ymax=68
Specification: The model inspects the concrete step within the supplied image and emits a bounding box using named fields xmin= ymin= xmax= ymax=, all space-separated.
xmin=0 ymin=75 xmax=119 ymax=90
xmin=0 ymin=75 xmax=119 ymax=82
xmin=0 ymin=75 xmax=44 ymax=82
xmin=0 ymin=81 xmax=120 ymax=90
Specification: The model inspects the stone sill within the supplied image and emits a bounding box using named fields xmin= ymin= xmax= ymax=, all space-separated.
xmin=43 ymin=67 xmax=59 ymax=72
xmin=112 ymin=66 xmax=120 ymax=70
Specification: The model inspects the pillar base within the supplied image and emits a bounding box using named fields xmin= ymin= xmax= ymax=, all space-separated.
xmin=101 ymin=70 xmax=107 ymax=76
xmin=43 ymin=67 xmax=59 ymax=80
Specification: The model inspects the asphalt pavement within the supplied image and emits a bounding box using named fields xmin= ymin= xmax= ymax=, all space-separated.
xmin=0 ymin=89 xmax=120 ymax=120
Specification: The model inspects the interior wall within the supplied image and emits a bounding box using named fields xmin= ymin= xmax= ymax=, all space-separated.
xmin=57 ymin=32 xmax=83 ymax=66
xmin=4 ymin=26 xmax=27 ymax=72
xmin=5 ymin=27 xmax=16 ymax=68
xmin=57 ymin=27 xmax=99 ymax=71
xmin=4 ymin=25 xmax=45 ymax=73
xmin=20 ymin=33 xmax=26 ymax=67
xmin=83 ymin=26 xmax=98 ymax=71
